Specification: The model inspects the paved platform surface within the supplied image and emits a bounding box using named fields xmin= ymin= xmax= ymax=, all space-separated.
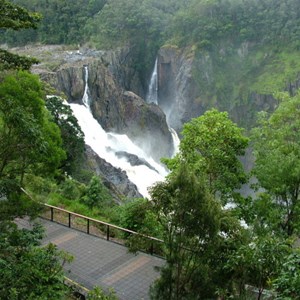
xmin=16 ymin=218 xmax=164 ymax=300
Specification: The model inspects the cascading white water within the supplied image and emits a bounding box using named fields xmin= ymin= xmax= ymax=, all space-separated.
xmin=69 ymin=65 xmax=167 ymax=198
xmin=82 ymin=66 xmax=90 ymax=108
xmin=146 ymin=58 xmax=158 ymax=105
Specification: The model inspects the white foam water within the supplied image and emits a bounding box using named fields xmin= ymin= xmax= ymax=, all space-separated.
xmin=70 ymin=103 xmax=167 ymax=198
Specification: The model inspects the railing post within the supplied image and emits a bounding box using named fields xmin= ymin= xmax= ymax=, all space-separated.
xmin=50 ymin=207 xmax=54 ymax=222
xmin=87 ymin=219 xmax=90 ymax=234
xmin=68 ymin=213 xmax=71 ymax=228
xmin=150 ymin=241 xmax=154 ymax=255
xmin=106 ymin=225 xmax=110 ymax=241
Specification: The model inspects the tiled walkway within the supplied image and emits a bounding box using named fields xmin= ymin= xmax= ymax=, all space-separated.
xmin=16 ymin=218 xmax=165 ymax=300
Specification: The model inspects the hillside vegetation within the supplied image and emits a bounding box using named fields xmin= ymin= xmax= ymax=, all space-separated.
xmin=2 ymin=1 xmax=300 ymax=299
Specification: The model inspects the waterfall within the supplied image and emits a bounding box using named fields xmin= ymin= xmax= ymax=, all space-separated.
xmin=146 ymin=58 xmax=158 ymax=105
xmin=169 ymin=127 xmax=180 ymax=155
xmin=69 ymin=65 xmax=167 ymax=198
xmin=82 ymin=65 xmax=90 ymax=107
xmin=147 ymin=58 xmax=180 ymax=156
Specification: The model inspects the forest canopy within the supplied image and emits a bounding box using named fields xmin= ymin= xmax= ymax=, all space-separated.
xmin=2 ymin=0 xmax=300 ymax=51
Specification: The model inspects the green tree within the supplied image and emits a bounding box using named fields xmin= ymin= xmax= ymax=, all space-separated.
xmin=0 ymin=71 xmax=65 ymax=220
xmin=252 ymin=91 xmax=300 ymax=236
xmin=0 ymin=222 xmax=73 ymax=299
xmin=149 ymin=165 xmax=224 ymax=299
xmin=226 ymin=234 xmax=290 ymax=299
xmin=0 ymin=0 xmax=40 ymax=30
xmin=164 ymin=108 xmax=248 ymax=203
xmin=117 ymin=198 xmax=155 ymax=232
xmin=272 ymin=250 xmax=300 ymax=299
xmin=237 ymin=193 xmax=283 ymax=238
xmin=115 ymin=198 xmax=163 ymax=254
xmin=81 ymin=176 xmax=112 ymax=209
xmin=0 ymin=71 xmax=65 ymax=184
xmin=45 ymin=96 xmax=85 ymax=176
xmin=87 ymin=286 xmax=118 ymax=300
xmin=0 ymin=0 xmax=40 ymax=70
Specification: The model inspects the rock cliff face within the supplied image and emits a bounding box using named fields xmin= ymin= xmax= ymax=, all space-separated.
xmin=84 ymin=145 xmax=142 ymax=201
xmin=157 ymin=45 xmax=282 ymax=131
xmin=120 ymin=91 xmax=173 ymax=160
xmin=158 ymin=47 xmax=203 ymax=132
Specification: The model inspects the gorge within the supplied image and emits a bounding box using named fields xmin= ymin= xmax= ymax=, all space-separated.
xmin=13 ymin=41 xmax=300 ymax=200
xmin=29 ymin=45 xmax=179 ymax=199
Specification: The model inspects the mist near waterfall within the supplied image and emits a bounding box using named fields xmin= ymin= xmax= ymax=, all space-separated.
xmin=169 ymin=127 xmax=180 ymax=154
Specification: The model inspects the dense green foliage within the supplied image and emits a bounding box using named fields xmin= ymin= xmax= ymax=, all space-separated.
xmin=149 ymin=165 xmax=221 ymax=299
xmin=0 ymin=4 xmax=77 ymax=298
xmin=0 ymin=71 xmax=65 ymax=185
xmin=45 ymin=96 xmax=85 ymax=176
xmin=272 ymin=251 xmax=300 ymax=299
xmin=226 ymin=234 xmax=291 ymax=299
xmin=87 ymin=286 xmax=118 ymax=300
xmin=116 ymin=198 xmax=153 ymax=232
xmin=147 ymin=107 xmax=300 ymax=298
xmin=2 ymin=0 xmax=106 ymax=45
xmin=8 ymin=0 xmax=300 ymax=51
xmin=0 ymin=0 xmax=40 ymax=30
xmin=0 ymin=70 xmax=71 ymax=298
xmin=167 ymin=0 xmax=300 ymax=49
xmin=0 ymin=222 xmax=73 ymax=300
xmin=164 ymin=109 xmax=248 ymax=202
xmin=252 ymin=92 xmax=300 ymax=236
xmin=149 ymin=165 xmax=249 ymax=299
xmin=81 ymin=176 xmax=112 ymax=209
xmin=0 ymin=49 xmax=39 ymax=70
xmin=0 ymin=0 xmax=40 ymax=70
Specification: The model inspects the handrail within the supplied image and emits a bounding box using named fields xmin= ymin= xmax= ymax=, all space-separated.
xmin=43 ymin=204 xmax=164 ymax=254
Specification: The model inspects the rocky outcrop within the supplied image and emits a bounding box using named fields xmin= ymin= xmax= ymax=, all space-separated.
xmin=84 ymin=145 xmax=142 ymax=201
xmin=232 ymin=93 xmax=278 ymax=128
xmin=120 ymin=91 xmax=173 ymax=161
xmin=101 ymin=47 xmax=144 ymax=97
xmin=115 ymin=151 xmax=158 ymax=173
xmin=88 ymin=60 xmax=125 ymax=131
xmin=287 ymin=77 xmax=300 ymax=96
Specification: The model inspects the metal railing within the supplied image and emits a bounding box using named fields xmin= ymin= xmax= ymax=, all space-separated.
xmin=42 ymin=204 xmax=164 ymax=256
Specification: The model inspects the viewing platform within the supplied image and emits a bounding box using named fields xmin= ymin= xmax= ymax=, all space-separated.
xmin=16 ymin=205 xmax=165 ymax=300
